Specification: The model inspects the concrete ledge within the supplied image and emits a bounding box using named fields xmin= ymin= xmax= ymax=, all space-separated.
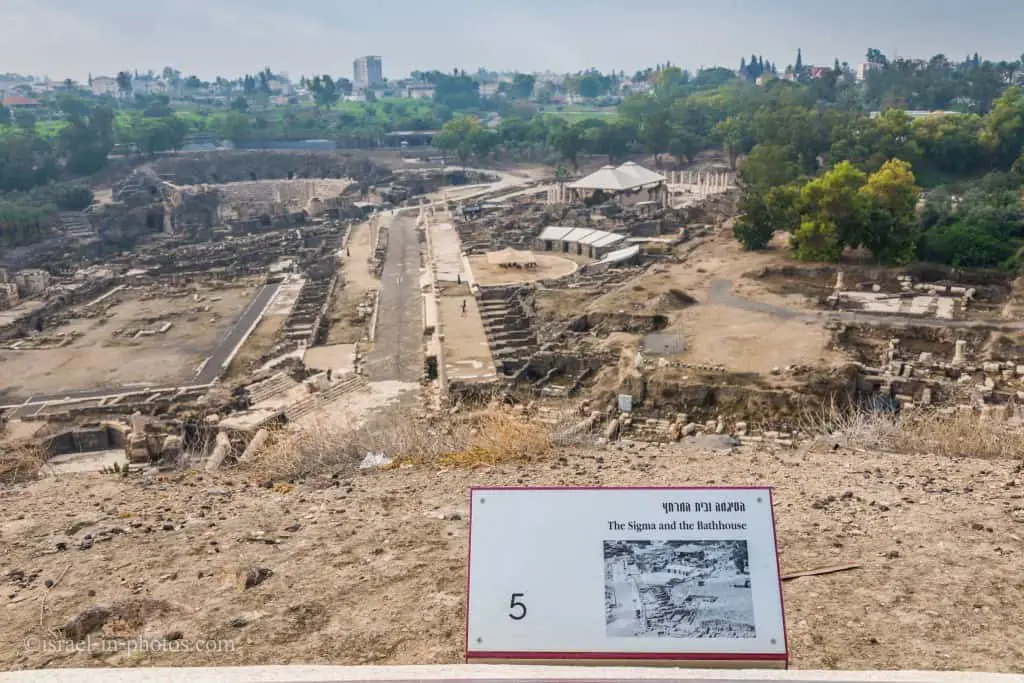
xmin=0 ymin=666 xmax=1016 ymax=683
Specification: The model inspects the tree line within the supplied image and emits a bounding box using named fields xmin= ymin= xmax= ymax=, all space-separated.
xmin=429 ymin=52 xmax=1024 ymax=271
xmin=4 ymin=49 xmax=1024 ymax=253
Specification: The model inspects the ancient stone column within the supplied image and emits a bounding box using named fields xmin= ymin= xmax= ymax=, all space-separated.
xmin=886 ymin=338 xmax=899 ymax=364
xmin=834 ymin=271 xmax=845 ymax=291
xmin=953 ymin=339 xmax=967 ymax=365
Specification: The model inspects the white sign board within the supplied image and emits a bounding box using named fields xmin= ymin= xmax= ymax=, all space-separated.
xmin=466 ymin=487 xmax=787 ymax=667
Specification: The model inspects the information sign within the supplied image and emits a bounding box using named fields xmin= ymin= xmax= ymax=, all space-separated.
xmin=465 ymin=487 xmax=787 ymax=667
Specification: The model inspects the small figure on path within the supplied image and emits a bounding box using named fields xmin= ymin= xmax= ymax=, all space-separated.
xmin=461 ymin=299 xmax=467 ymax=317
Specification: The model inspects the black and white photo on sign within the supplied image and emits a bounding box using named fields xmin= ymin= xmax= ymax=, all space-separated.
xmin=603 ymin=540 xmax=756 ymax=639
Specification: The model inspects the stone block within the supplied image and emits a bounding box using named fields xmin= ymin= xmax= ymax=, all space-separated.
xmin=125 ymin=436 xmax=150 ymax=464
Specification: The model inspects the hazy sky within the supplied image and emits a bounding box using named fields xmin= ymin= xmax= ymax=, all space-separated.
xmin=4 ymin=0 xmax=1024 ymax=82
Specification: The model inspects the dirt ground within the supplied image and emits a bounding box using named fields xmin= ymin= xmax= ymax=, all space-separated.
xmin=567 ymin=229 xmax=850 ymax=373
xmin=1 ymin=442 xmax=1021 ymax=672
xmin=326 ymin=220 xmax=378 ymax=345
xmin=468 ymin=253 xmax=578 ymax=286
xmin=439 ymin=295 xmax=495 ymax=382
xmin=224 ymin=316 xmax=286 ymax=381
xmin=0 ymin=284 xmax=258 ymax=398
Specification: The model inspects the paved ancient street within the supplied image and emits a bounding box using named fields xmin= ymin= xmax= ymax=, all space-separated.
xmin=364 ymin=212 xmax=424 ymax=382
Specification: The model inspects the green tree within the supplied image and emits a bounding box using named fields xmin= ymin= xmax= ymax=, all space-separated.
xmin=0 ymin=201 xmax=56 ymax=247
xmin=791 ymin=217 xmax=844 ymax=261
xmin=858 ymin=159 xmax=920 ymax=263
xmin=912 ymin=113 xmax=985 ymax=176
xmin=310 ymin=75 xmax=340 ymax=110
xmin=799 ymin=160 xmax=868 ymax=251
xmin=982 ymin=86 xmax=1024 ymax=167
xmin=470 ymin=128 xmax=498 ymax=161
xmin=509 ymin=74 xmax=536 ymax=100
xmin=217 ymin=111 xmax=252 ymax=144
xmin=120 ymin=116 xmax=187 ymax=156
xmin=639 ymin=102 xmax=672 ymax=165
xmin=921 ymin=222 xmax=1016 ymax=267
xmin=13 ymin=109 xmax=37 ymax=131
xmin=548 ymin=120 xmax=586 ymax=171
xmin=116 ymin=71 xmax=133 ymax=96
xmin=712 ymin=116 xmax=750 ymax=170
xmin=734 ymin=183 xmax=800 ymax=250
xmin=433 ymin=116 xmax=482 ymax=165
xmin=738 ymin=144 xmax=800 ymax=188
xmin=55 ymin=94 xmax=89 ymax=120
xmin=45 ymin=183 xmax=94 ymax=210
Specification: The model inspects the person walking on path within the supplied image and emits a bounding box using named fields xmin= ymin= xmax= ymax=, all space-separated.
xmin=461 ymin=299 xmax=467 ymax=317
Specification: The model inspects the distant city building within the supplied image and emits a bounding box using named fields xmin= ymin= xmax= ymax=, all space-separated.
xmin=479 ymin=82 xmax=501 ymax=98
xmin=856 ymin=63 xmax=875 ymax=82
xmin=267 ymin=77 xmax=293 ymax=95
xmin=131 ymin=78 xmax=167 ymax=95
xmin=353 ymin=56 xmax=383 ymax=90
xmin=0 ymin=95 xmax=41 ymax=109
xmin=90 ymin=76 xmax=120 ymax=97
xmin=404 ymin=83 xmax=435 ymax=100
xmin=869 ymin=110 xmax=963 ymax=120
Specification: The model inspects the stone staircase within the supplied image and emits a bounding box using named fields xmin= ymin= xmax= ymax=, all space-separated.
xmin=59 ymin=212 xmax=96 ymax=240
xmin=477 ymin=286 xmax=538 ymax=375
xmin=247 ymin=372 xmax=300 ymax=404
xmin=284 ymin=373 xmax=369 ymax=422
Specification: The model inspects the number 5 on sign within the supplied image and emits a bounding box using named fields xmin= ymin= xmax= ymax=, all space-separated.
xmin=508 ymin=593 xmax=527 ymax=620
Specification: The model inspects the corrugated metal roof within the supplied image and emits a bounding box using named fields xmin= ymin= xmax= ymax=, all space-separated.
xmin=579 ymin=230 xmax=611 ymax=245
xmin=538 ymin=226 xmax=574 ymax=241
xmin=562 ymin=227 xmax=595 ymax=242
xmin=600 ymin=244 xmax=641 ymax=264
xmin=538 ymin=226 xmax=624 ymax=248
xmin=592 ymin=233 xmax=625 ymax=248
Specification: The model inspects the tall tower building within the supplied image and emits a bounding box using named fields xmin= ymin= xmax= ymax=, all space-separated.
xmin=353 ymin=56 xmax=383 ymax=90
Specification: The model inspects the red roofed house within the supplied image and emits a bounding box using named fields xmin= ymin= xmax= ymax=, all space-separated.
xmin=1 ymin=95 xmax=42 ymax=109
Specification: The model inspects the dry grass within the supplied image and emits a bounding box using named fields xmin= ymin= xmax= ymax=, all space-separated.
xmin=248 ymin=407 xmax=557 ymax=480
xmin=804 ymin=402 xmax=1024 ymax=460
xmin=0 ymin=441 xmax=46 ymax=484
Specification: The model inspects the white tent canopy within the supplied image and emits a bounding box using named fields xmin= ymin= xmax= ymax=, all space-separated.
xmin=566 ymin=162 xmax=667 ymax=192
xmin=487 ymin=248 xmax=537 ymax=267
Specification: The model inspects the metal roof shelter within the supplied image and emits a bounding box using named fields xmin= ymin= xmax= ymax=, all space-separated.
xmin=598 ymin=244 xmax=641 ymax=265
xmin=537 ymin=227 xmax=626 ymax=250
xmin=567 ymin=162 xmax=667 ymax=192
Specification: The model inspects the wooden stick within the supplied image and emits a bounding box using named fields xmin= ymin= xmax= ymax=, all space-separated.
xmin=782 ymin=563 xmax=860 ymax=581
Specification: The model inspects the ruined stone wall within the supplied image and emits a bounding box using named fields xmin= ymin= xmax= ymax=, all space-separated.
xmin=92 ymin=203 xmax=165 ymax=250
xmin=148 ymin=152 xmax=391 ymax=186
xmin=172 ymin=188 xmax=221 ymax=233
